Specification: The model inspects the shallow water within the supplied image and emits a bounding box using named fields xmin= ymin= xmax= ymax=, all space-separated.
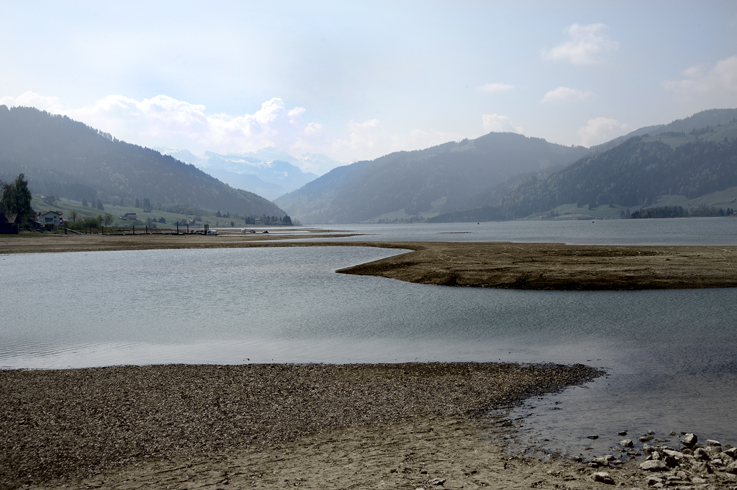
xmin=1 ymin=219 xmax=736 ymax=456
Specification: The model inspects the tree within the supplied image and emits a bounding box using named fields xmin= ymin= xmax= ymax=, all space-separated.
xmin=96 ymin=199 xmax=104 ymax=211
xmin=82 ymin=198 xmax=88 ymax=207
xmin=70 ymin=210 xmax=78 ymax=221
xmin=135 ymin=198 xmax=140 ymax=208
xmin=142 ymin=198 xmax=152 ymax=212
xmin=103 ymin=213 xmax=114 ymax=226
xmin=1 ymin=173 xmax=33 ymax=222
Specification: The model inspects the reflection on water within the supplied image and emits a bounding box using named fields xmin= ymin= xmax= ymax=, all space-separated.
xmin=2 ymin=219 xmax=737 ymax=455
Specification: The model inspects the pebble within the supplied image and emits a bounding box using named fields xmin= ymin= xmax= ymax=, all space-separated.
xmin=590 ymin=471 xmax=615 ymax=484
xmin=640 ymin=460 xmax=668 ymax=471
xmin=682 ymin=433 xmax=698 ymax=447
xmin=586 ymin=430 xmax=737 ymax=489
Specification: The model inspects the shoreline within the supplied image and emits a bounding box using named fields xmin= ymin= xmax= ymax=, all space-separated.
xmin=2 ymin=234 xmax=737 ymax=290
xmin=4 ymin=363 xmax=735 ymax=489
xmin=2 ymin=362 xmax=600 ymax=488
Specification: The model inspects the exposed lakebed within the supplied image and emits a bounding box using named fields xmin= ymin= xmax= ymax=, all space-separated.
xmin=1 ymin=219 xmax=736 ymax=459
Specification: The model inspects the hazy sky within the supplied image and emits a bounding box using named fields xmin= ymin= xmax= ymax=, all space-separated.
xmin=2 ymin=1 xmax=736 ymax=171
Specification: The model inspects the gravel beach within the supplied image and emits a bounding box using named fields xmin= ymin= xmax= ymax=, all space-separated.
xmin=1 ymin=363 xmax=600 ymax=488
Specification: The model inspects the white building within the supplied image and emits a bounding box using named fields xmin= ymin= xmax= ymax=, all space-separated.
xmin=39 ymin=210 xmax=63 ymax=227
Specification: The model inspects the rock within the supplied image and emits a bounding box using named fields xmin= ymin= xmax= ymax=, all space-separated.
xmin=590 ymin=472 xmax=615 ymax=484
xmin=642 ymin=443 xmax=654 ymax=453
xmin=725 ymin=447 xmax=737 ymax=458
xmin=706 ymin=439 xmax=721 ymax=447
xmin=726 ymin=460 xmax=737 ymax=474
xmin=663 ymin=454 xmax=679 ymax=468
xmin=691 ymin=461 xmax=713 ymax=474
xmin=639 ymin=435 xmax=654 ymax=442
xmin=663 ymin=449 xmax=683 ymax=459
xmin=620 ymin=439 xmax=634 ymax=448
xmin=693 ymin=448 xmax=711 ymax=461
xmin=618 ymin=430 xmax=628 ymax=436
xmin=592 ymin=455 xmax=616 ymax=466
xmin=691 ymin=476 xmax=707 ymax=484
xmin=587 ymin=435 xmax=599 ymax=440
xmin=640 ymin=460 xmax=668 ymax=471
xmin=429 ymin=478 xmax=445 ymax=486
xmin=646 ymin=476 xmax=663 ymax=486
xmin=682 ymin=433 xmax=698 ymax=447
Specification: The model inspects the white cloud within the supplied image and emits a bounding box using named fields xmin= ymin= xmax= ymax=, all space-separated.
xmin=663 ymin=55 xmax=737 ymax=99
xmin=477 ymin=83 xmax=515 ymax=93
xmin=304 ymin=122 xmax=324 ymax=136
xmin=482 ymin=114 xmax=523 ymax=133
xmin=541 ymin=23 xmax=619 ymax=65
xmin=0 ymin=91 xmax=467 ymax=166
xmin=0 ymin=91 xmax=65 ymax=112
xmin=329 ymin=119 xmax=464 ymax=162
xmin=577 ymin=117 xmax=630 ymax=147
xmin=541 ymin=86 xmax=595 ymax=104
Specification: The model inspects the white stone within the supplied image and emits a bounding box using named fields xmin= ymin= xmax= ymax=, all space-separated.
xmin=640 ymin=460 xmax=668 ymax=471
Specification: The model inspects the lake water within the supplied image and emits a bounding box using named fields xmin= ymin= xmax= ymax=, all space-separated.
xmin=1 ymin=218 xmax=736 ymax=458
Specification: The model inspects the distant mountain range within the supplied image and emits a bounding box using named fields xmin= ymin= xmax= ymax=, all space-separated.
xmin=274 ymin=108 xmax=737 ymax=224
xmin=431 ymin=109 xmax=737 ymax=222
xmin=274 ymin=133 xmax=590 ymax=223
xmin=0 ymin=106 xmax=285 ymax=217
xmin=157 ymin=147 xmax=340 ymax=200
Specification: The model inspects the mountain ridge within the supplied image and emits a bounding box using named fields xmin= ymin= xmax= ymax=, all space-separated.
xmin=0 ymin=106 xmax=285 ymax=217
xmin=275 ymin=132 xmax=590 ymax=223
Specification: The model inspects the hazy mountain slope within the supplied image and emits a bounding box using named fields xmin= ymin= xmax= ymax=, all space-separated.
xmin=590 ymin=108 xmax=737 ymax=153
xmin=0 ymin=106 xmax=285 ymax=216
xmin=275 ymin=133 xmax=590 ymax=223
xmin=431 ymin=123 xmax=737 ymax=222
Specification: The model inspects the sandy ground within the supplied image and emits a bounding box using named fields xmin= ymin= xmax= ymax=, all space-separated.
xmin=337 ymin=241 xmax=737 ymax=290
xmin=1 ymin=363 xmax=605 ymax=489
xmin=2 ymin=233 xmax=736 ymax=290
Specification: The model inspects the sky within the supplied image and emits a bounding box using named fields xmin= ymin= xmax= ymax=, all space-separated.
xmin=1 ymin=0 xmax=736 ymax=173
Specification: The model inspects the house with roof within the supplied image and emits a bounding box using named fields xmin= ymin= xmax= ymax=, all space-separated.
xmin=38 ymin=210 xmax=63 ymax=227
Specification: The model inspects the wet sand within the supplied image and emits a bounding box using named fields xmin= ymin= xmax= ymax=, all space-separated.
xmin=2 ymin=234 xmax=736 ymax=290
xmin=1 ymin=363 xmax=601 ymax=489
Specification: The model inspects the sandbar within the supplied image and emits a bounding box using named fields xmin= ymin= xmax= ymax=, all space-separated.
xmin=2 ymin=234 xmax=736 ymax=289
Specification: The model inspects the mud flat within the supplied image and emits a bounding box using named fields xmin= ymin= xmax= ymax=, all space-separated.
xmin=2 ymin=235 xmax=737 ymax=290
xmin=1 ymin=363 xmax=599 ymax=489
xmin=338 ymin=241 xmax=737 ymax=290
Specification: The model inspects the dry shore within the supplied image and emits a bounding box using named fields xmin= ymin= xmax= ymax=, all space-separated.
xmin=1 ymin=363 xmax=601 ymax=489
xmin=338 ymin=241 xmax=737 ymax=290
xmin=2 ymin=233 xmax=737 ymax=290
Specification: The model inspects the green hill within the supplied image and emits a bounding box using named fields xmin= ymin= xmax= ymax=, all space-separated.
xmin=0 ymin=106 xmax=285 ymax=217
xmin=431 ymin=120 xmax=737 ymax=222
xmin=275 ymin=132 xmax=589 ymax=223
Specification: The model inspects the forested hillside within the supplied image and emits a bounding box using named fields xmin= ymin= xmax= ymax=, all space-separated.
xmin=0 ymin=106 xmax=285 ymax=217
xmin=275 ymin=133 xmax=589 ymax=223
xmin=431 ymin=125 xmax=737 ymax=222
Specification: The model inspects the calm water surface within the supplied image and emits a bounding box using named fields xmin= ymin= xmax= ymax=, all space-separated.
xmin=1 ymin=219 xmax=736 ymax=457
